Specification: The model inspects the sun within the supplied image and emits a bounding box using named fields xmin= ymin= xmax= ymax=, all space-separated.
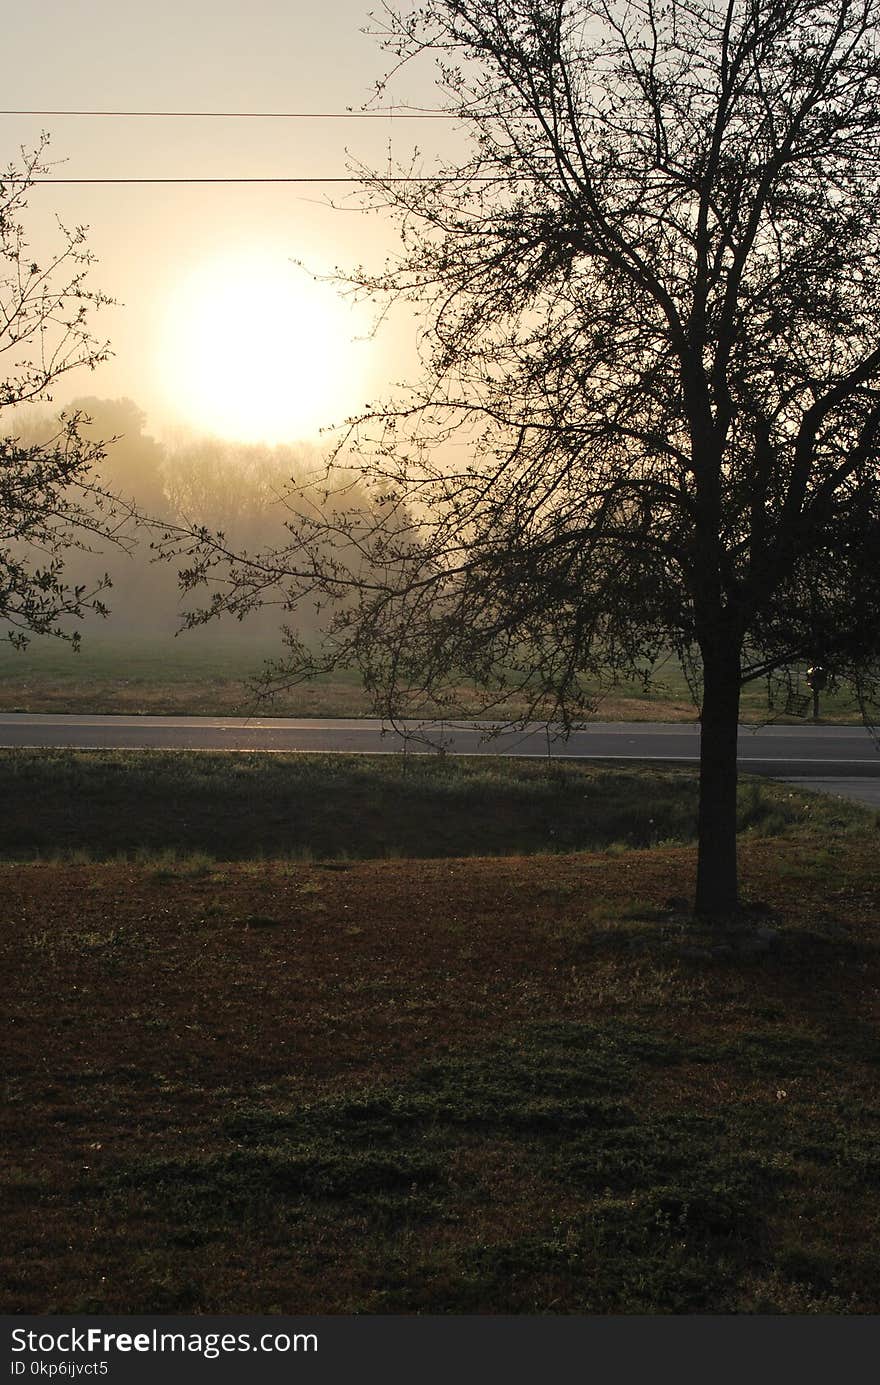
xmin=158 ymin=250 xmax=371 ymax=444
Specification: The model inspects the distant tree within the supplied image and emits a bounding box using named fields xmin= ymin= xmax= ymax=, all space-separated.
xmin=161 ymin=437 xmax=300 ymax=541
xmin=0 ymin=139 xmax=130 ymax=647
xmin=170 ymin=0 xmax=880 ymax=917
xmin=69 ymin=397 xmax=168 ymax=516
xmin=159 ymin=437 xmax=337 ymax=636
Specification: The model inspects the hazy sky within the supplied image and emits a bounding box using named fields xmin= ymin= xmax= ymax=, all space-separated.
xmin=5 ymin=1 xmax=459 ymax=445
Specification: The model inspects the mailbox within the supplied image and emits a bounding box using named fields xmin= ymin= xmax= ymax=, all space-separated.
xmin=805 ymin=665 xmax=828 ymax=691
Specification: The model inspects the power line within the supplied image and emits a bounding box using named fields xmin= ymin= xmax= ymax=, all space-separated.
xmin=7 ymin=175 xmax=520 ymax=185
xmin=0 ymin=108 xmax=462 ymax=120
xmin=0 ymin=106 xmax=530 ymax=184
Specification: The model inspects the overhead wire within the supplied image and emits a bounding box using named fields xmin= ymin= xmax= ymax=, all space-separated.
xmin=0 ymin=105 xmax=531 ymax=184
xmin=0 ymin=108 xmax=462 ymax=119
xmin=4 ymin=176 xmax=520 ymax=185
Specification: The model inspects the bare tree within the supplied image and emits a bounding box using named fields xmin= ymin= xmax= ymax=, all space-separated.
xmin=171 ymin=0 xmax=880 ymax=917
xmin=1 ymin=139 xmax=130 ymax=647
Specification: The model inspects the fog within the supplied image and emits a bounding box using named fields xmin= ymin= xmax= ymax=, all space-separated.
xmin=6 ymin=396 xmax=354 ymax=647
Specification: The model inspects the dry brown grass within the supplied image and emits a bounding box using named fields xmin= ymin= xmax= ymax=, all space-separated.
xmin=3 ymin=830 xmax=880 ymax=1313
xmin=0 ymin=672 xmax=700 ymax=721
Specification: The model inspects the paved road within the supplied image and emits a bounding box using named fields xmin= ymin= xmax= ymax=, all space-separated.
xmin=1 ymin=713 xmax=878 ymax=805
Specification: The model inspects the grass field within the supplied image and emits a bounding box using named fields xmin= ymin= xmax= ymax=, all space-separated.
xmin=0 ymin=749 xmax=871 ymax=862
xmin=0 ymin=632 xmax=868 ymax=722
xmin=2 ymin=751 xmax=879 ymax=1313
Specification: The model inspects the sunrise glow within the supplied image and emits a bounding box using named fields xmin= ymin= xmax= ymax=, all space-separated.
xmin=159 ymin=250 xmax=371 ymax=444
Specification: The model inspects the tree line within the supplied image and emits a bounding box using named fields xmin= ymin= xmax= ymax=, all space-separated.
xmin=7 ymin=395 xmax=352 ymax=639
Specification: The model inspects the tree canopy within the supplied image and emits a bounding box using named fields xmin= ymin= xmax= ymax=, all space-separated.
xmin=0 ymin=140 xmax=132 ymax=648
xmin=171 ymin=0 xmax=880 ymax=914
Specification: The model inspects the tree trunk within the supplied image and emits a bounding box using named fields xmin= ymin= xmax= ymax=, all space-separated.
xmin=695 ymin=643 xmax=742 ymax=917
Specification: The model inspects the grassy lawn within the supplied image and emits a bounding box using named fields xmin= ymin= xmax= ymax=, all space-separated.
xmin=2 ymin=752 xmax=879 ymax=1313
xmin=0 ymin=632 xmax=867 ymax=722
xmin=0 ymin=749 xmax=870 ymax=862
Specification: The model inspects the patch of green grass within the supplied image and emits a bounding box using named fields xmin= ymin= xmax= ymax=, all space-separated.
xmin=0 ymin=750 xmax=871 ymax=863
xmin=0 ymin=633 xmax=298 ymax=711
xmin=0 ymin=632 xmax=871 ymax=723
xmin=84 ymin=1021 xmax=880 ymax=1312
xmin=146 ymin=851 xmax=215 ymax=881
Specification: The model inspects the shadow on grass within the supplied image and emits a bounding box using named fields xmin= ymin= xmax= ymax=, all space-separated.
xmin=1 ymin=750 xmax=870 ymax=862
